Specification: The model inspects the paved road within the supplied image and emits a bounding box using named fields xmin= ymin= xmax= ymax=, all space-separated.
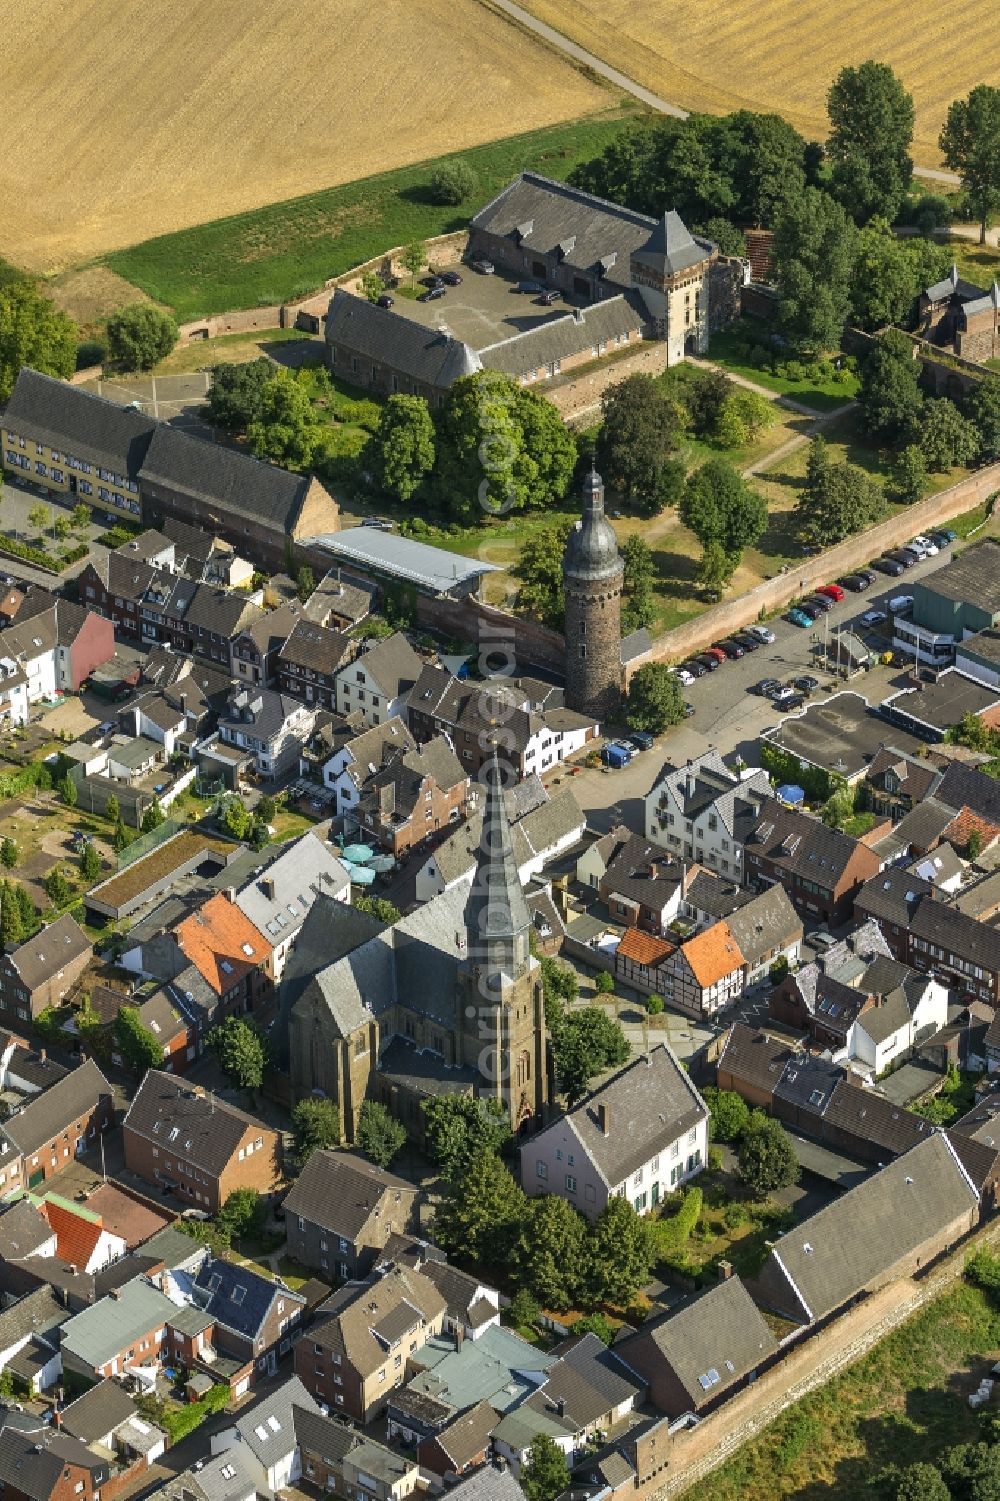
xmin=544 ymin=543 xmax=960 ymax=830
xmin=486 ymin=0 xmax=959 ymax=184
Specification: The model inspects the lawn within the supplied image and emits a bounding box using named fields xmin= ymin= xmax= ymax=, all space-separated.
xmin=652 ymin=1170 xmax=797 ymax=1285
xmin=703 ymin=327 xmax=860 ymax=413
xmin=152 ymin=327 xmax=315 ymax=376
xmin=944 ymin=238 xmax=1000 ymax=293
xmin=276 ymin=1256 xmax=310 ymax=1291
xmin=681 ymin=1277 xmax=1000 ymax=1501
xmin=104 ymin=109 xmax=641 ymax=321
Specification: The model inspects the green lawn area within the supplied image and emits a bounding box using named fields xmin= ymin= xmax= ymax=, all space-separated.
xmin=705 ymin=325 xmax=859 ymax=412
xmin=276 ymin=1256 xmax=310 ymax=1291
xmin=103 ymin=108 xmax=641 ymax=320
xmin=153 ymin=326 xmax=314 ymax=375
xmin=682 ymin=1278 xmax=1000 ymax=1501
xmin=944 ymin=237 xmax=1000 ymax=293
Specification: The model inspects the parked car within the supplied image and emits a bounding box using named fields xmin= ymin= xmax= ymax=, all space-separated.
xmin=772 ymin=686 xmax=798 ymax=704
xmin=420 ymin=275 xmax=445 ymax=289
xmin=695 ymin=652 xmax=721 ymax=672
xmin=796 ymin=601 xmax=822 ymax=621
xmin=751 ymin=678 xmax=781 ymax=696
xmin=516 ymin=280 xmax=544 ymax=294
xmin=470 ymin=259 xmax=495 ymax=274
xmin=839 ymin=574 xmax=870 ymax=592
xmin=602 ymin=742 xmax=634 ymax=768
xmin=787 ymin=607 xmax=814 ymax=627
xmin=682 ymin=659 xmax=707 ymax=678
xmin=858 ymin=568 xmax=879 ymax=586
xmin=817 ymin=583 xmax=845 ymax=602
xmin=418 ymin=286 xmax=446 ymax=302
xmin=683 ymin=701 xmax=696 ymax=717
xmin=861 ymin=608 xmax=888 ymax=626
xmin=911 ymin=534 xmax=939 ymax=556
xmin=803 ymin=593 xmax=834 ymax=613
xmin=628 ymin=730 xmax=655 ymax=751
xmin=537 ymin=290 xmax=560 ymax=305
xmin=438 ymin=270 xmax=463 ymax=285
xmin=733 ymin=631 xmax=761 ymax=652
xmin=873 ymin=555 xmax=905 ymax=577
xmin=928 ymin=529 xmax=954 ymax=549
xmin=376 ymin=294 xmax=395 ymax=308
xmin=889 ymin=548 xmax=918 ymax=569
xmin=705 ymin=646 xmax=728 ymax=664
xmin=761 ymin=681 xmax=785 ymax=700
xmin=672 ymin=667 xmax=695 ymax=686
xmin=793 ymin=675 xmax=821 ymax=693
xmin=749 ymin=624 xmax=777 ymax=644
xmin=714 ymin=638 xmax=745 ymax=659
xmin=778 ymin=692 xmax=806 ymax=712
xmin=889 ymin=594 xmax=915 ymax=614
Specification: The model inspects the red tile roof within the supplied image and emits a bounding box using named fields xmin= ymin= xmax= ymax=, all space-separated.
xmin=683 ymin=922 xmax=745 ymax=988
xmin=616 ymin=928 xmax=674 ymax=966
xmin=175 ymin=893 xmax=272 ymax=996
xmin=38 ymin=1198 xmax=104 ymax=1270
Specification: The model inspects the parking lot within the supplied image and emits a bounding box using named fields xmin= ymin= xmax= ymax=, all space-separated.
xmin=80 ymin=371 xmax=213 ymax=433
xmin=392 ymin=263 xmax=584 ymax=349
xmin=547 ymin=539 xmax=961 ymax=831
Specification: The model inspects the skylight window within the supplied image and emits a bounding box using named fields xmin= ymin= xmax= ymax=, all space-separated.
xmin=232 ymin=1286 xmax=247 ymax=1306
xmin=168 ymin=1127 xmax=179 ymax=1142
xmin=254 ymin=1424 xmax=269 ymax=1442
xmin=221 ymin=1464 xmax=236 ymax=1481
xmin=267 ymin=1415 xmax=281 ymax=1433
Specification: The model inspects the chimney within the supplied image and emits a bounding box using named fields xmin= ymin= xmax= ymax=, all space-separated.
xmin=717 ymin=1259 xmax=734 ymax=1282
xmin=38 ymin=1049 xmax=46 ymax=1063
xmin=555 ymin=1398 xmax=566 ymax=1418
xmin=455 ymin=1325 xmax=464 ymax=1352
xmin=68 ymin=1264 xmax=77 ymax=1276
xmin=52 ymin=1408 xmax=61 ymax=1430
xmin=261 ymin=877 xmax=275 ymax=901
xmin=598 ymin=1103 xmax=610 ymax=1137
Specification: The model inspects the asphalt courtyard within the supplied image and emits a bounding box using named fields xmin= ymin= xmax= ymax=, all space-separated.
xmin=394 ymin=265 xmax=583 ymax=349
xmin=545 ymin=543 xmax=959 ymax=832
xmin=83 ymin=371 xmax=211 ymax=431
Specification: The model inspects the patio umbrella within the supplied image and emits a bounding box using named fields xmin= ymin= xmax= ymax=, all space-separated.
xmin=350 ymin=865 xmax=377 ymax=887
xmin=776 ymin=784 xmax=805 ymax=806
xmin=369 ymin=855 xmax=396 ymax=874
xmin=340 ymin=843 xmax=376 ymax=864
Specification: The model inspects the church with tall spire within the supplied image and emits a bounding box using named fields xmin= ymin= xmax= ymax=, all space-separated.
xmin=286 ymin=752 xmax=548 ymax=1143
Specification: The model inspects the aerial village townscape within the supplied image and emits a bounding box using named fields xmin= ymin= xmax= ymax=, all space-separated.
xmin=0 ymin=7 xmax=1000 ymax=1501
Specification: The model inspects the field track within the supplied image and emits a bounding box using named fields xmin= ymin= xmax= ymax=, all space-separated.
xmin=0 ymin=0 xmax=606 ymax=272
xmin=512 ymin=0 xmax=999 ymax=165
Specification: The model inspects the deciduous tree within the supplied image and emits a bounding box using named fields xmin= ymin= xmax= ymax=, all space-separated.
xmin=292 ymin=1098 xmax=340 ymax=1164
xmin=43 ymin=867 xmax=71 ymax=907
xmin=917 ymin=398 xmax=980 ymax=472
xmin=585 ymin=1195 xmax=656 ymax=1306
xmin=217 ymin=1187 xmax=265 ymax=1240
xmin=356 ymin=1100 xmax=406 ymax=1169
xmin=433 ymin=1149 xmax=527 ymax=1267
xmin=702 ymin=1086 xmax=751 ymax=1142
xmin=965 ymin=375 xmax=1000 ymax=463
xmin=521 ymin=1435 xmax=570 ymax=1501
xmin=680 ymin=459 xmax=768 ymax=560
xmin=79 ymin=842 xmax=100 ymax=881
xmin=0 ymin=282 xmax=77 ymax=401
xmin=772 ymin=188 xmax=858 ymax=352
xmin=429 ymin=162 xmax=477 ymax=205
xmin=141 ymin=799 xmax=165 ymax=833
xmin=208 ymin=1018 xmax=267 ymax=1091
xmin=597 ymin=374 xmax=681 ymax=512
xmin=207 ymin=359 xmax=276 ymax=432
xmin=857 ymin=329 xmax=924 ymax=440
xmin=940 ymin=85 xmax=1000 ymax=243
xmin=376 ymin=395 xmax=436 ymax=502
xmin=513 ymin=1195 xmax=589 ymax=1310
xmin=422 ymin=1095 xmax=511 ymax=1179
xmin=737 ymin=1112 xmax=799 ymax=1197
xmin=113 ymin=1005 xmax=162 ymax=1072
xmin=893 ymin=444 xmax=929 ymax=503
xmin=247 ymin=369 xmax=324 ymax=471
xmin=514 ymin=522 xmax=573 ymax=630
xmin=106 ymin=305 xmax=177 ymax=371
xmin=553 ymin=1007 xmax=629 ymax=1106
xmin=625 ymin=663 xmax=684 ymax=734
xmin=827 ymin=61 xmax=915 ymax=224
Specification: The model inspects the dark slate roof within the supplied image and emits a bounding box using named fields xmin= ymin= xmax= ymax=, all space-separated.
xmin=3 ymin=368 xmax=156 ymax=476
xmin=294 ymin=1404 xmax=361 ymax=1464
xmin=234 ymin=1375 xmax=319 ymax=1468
xmin=351 ymin=631 xmax=422 ymax=701
xmin=4 ymin=1059 xmax=112 ymax=1158
xmin=420 ymin=1260 xmax=494 ymax=1326
xmin=122 ymin=1069 xmax=272 ymax=1177
xmin=480 ymin=294 xmax=646 ymax=380
xmin=0 ymin=1428 xmax=104 ymax=1500
xmin=914 ymin=540 xmax=1000 ymax=611
xmin=601 ymin=833 xmax=682 ymax=909
xmin=617 ymin=1276 xmax=777 ymax=1408
xmin=61 ymin=1379 xmax=136 ymax=1443
xmin=278 ymin=619 xmax=354 ymax=676
xmin=937 ymin=759 xmax=1000 ymax=825
xmin=747 ymin=798 xmax=872 ymax=884
xmin=282 ymin=1150 xmax=414 ymax=1240
xmin=378 ymin=1036 xmax=480 ymax=1099
xmin=193 ymin=1255 xmax=303 ymax=1341
xmin=0 ymin=1286 xmax=65 ymax=1351
xmin=9 ymin=913 xmax=91 ymax=991
xmin=684 ymin=869 xmax=755 ymax=921
xmin=865 ymin=746 xmax=940 ymax=801
xmin=0 ymin=1200 xmax=55 ymax=1260
xmin=431 ymin=1400 xmax=496 ymax=1469
xmin=445 ymin=1465 xmax=528 ymax=1501
xmin=726 ymin=885 xmax=802 ymax=966
xmin=558 ymin=1044 xmax=708 ymax=1187
xmin=855 ymin=869 xmax=936 ymax=928
xmin=325 ymin=290 xmax=483 ymax=388
xmin=717 ymin=1023 xmax=792 ymax=1098
xmin=758 ymin=1133 xmax=979 ymax=1323
xmin=772 ymin=1052 xmax=842 ymax=1115
xmin=911 ymin=894 xmax=1000 ymax=972
xmin=140 ymin=423 xmax=319 ymax=531
xmin=821 ymin=1079 xmax=933 ymax=1158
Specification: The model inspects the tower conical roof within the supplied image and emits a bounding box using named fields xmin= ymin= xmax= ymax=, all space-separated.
xmin=563 ymin=463 xmax=622 ymax=584
xmin=463 ymin=751 xmax=531 ymax=985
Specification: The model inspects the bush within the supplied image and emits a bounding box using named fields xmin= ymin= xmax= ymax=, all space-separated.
xmin=429 ymin=161 xmax=477 ymax=204
xmin=0 ymin=534 xmax=87 ymax=574
xmin=657 ymin=1186 xmax=703 ymax=1258
xmin=646 ymin=994 xmax=665 ymax=1015
xmin=107 ymin=304 xmax=177 ymax=371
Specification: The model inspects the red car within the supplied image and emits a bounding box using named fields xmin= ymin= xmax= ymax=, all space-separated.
xmin=705 ymin=646 xmax=727 ymax=664
xmin=817 ymin=582 xmax=845 ymax=602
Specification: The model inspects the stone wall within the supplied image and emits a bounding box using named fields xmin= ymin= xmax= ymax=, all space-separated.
xmin=630 ymin=460 xmax=1000 ymax=680
xmin=414 ymin=591 xmax=567 ymax=673
xmin=547 ymin=340 xmax=669 ymax=421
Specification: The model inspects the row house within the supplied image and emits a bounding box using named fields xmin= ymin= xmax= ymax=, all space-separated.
xmin=908 ymin=895 xmax=1000 ymax=1005
xmin=743 ymin=798 xmax=881 ymax=925
xmin=174 ymin=893 xmax=275 ymax=1018
xmin=522 ymin=1045 xmax=708 ymax=1219
xmin=122 ymin=1068 xmax=282 ymax=1214
xmin=321 ymin=716 xmax=416 ymax=816
xmin=182 ymin=1255 xmax=306 ymax=1387
xmin=231 ymin=601 xmax=305 ymax=687
xmin=301 ymin=568 xmax=375 ymax=632
xmin=232 ymin=832 xmax=351 ymax=981
xmin=137 ymin=574 xmax=262 ymax=670
xmin=59 ymin=1275 xmax=178 ymax=1380
xmin=4 ymin=1058 xmax=114 ymax=1192
xmin=614 ymin=920 xmax=745 ymax=1019
xmin=0 ymin=591 xmax=115 ymax=720
xmin=407 ymin=663 xmax=597 ymax=777
xmin=1 ymin=367 xmax=154 ymax=521
xmin=350 ymin=736 xmax=470 ymax=855
xmin=598 ymin=833 xmax=684 ymax=935
xmin=644 ymin=750 xmax=771 ymax=883
xmin=336 ymin=631 xmax=422 ymax=729
xmin=78 ymin=551 xmax=158 ymax=636
xmin=277 ymin=619 xmax=357 ymax=709
xmin=0 ymin=912 xmax=92 ymax=1022
xmin=219 ymin=687 xmax=317 ymax=780
xmin=863 ymin=745 xmax=942 ymax=823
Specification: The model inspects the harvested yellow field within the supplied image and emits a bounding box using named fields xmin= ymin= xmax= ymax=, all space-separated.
xmin=0 ymin=0 xmax=606 ymax=273
xmin=518 ymin=0 xmax=1000 ymax=164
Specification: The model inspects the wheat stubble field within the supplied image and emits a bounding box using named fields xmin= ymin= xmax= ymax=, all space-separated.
xmin=0 ymin=0 xmax=606 ymax=273
xmin=516 ymin=0 xmax=999 ymax=163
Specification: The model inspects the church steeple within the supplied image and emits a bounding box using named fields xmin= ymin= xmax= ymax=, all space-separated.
xmin=463 ymin=752 xmax=531 ymax=988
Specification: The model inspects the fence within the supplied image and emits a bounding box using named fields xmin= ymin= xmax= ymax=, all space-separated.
xmin=159 ymin=765 xmax=198 ymax=810
xmin=116 ymin=816 xmax=185 ymax=870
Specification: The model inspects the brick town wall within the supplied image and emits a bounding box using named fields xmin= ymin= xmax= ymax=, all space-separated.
xmin=629 ymin=460 xmax=1000 ymax=681
xmin=545 ymin=340 xmax=669 ymax=422
xmin=414 ymin=592 xmax=566 ymax=674
xmin=641 ymin=1209 xmax=999 ymax=1501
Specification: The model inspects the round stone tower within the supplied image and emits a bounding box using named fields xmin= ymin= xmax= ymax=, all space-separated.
xmin=563 ymin=463 xmax=623 ymax=721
